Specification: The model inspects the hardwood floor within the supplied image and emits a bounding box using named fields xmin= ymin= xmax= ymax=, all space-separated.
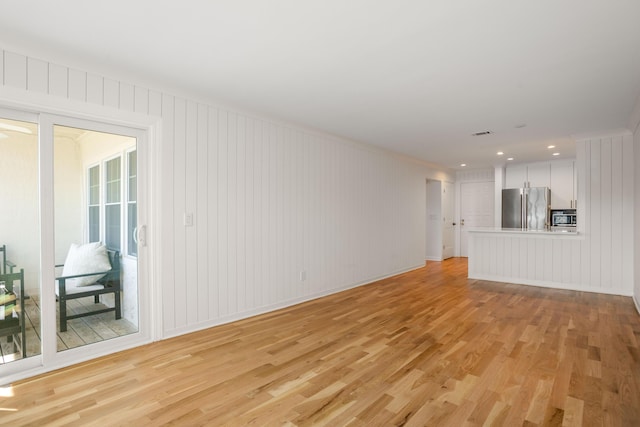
xmin=1 ymin=258 xmax=639 ymax=426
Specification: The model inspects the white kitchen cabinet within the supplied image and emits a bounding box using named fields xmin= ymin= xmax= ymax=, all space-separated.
xmin=550 ymin=160 xmax=577 ymax=209
xmin=505 ymin=162 xmax=550 ymax=188
xmin=526 ymin=163 xmax=551 ymax=188
xmin=504 ymin=165 xmax=527 ymax=188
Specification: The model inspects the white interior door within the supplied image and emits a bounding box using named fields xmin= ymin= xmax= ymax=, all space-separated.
xmin=460 ymin=181 xmax=495 ymax=257
xmin=442 ymin=181 xmax=455 ymax=259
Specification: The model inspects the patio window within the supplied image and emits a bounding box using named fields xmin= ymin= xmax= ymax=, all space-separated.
xmin=87 ymin=149 xmax=137 ymax=256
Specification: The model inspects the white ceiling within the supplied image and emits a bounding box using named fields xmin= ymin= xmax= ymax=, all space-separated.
xmin=1 ymin=1 xmax=640 ymax=170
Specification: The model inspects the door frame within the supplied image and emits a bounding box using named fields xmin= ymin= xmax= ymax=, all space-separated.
xmin=0 ymin=87 xmax=160 ymax=384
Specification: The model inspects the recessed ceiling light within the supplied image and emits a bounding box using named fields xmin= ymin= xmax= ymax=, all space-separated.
xmin=497 ymin=151 xmax=504 ymax=156
xmin=547 ymin=145 xmax=556 ymax=149
xmin=460 ymin=163 xmax=467 ymax=167
xmin=552 ymin=152 xmax=560 ymax=156
xmin=507 ymin=157 xmax=514 ymax=161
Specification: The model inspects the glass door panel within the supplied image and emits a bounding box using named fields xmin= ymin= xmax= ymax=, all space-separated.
xmin=53 ymin=125 xmax=139 ymax=352
xmin=0 ymin=116 xmax=41 ymax=365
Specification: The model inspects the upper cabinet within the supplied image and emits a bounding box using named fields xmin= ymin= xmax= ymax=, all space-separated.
xmin=550 ymin=160 xmax=577 ymax=209
xmin=505 ymin=160 xmax=577 ymax=209
xmin=504 ymin=162 xmax=550 ymax=189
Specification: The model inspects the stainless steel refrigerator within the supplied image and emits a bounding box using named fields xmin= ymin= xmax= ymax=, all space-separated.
xmin=502 ymin=187 xmax=551 ymax=230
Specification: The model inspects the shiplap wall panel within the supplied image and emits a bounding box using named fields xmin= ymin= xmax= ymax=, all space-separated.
xmin=570 ymin=239 xmax=581 ymax=285
xmin=172 ymin=97 xmax=187 ymax=329
xmin=590 ymin=140 xmax=601 ymax=287
xmin=27 ymin=57 xmax=48 ymax=94
xmin=48 ymin=63 xmax=68 ymax=98
xmin=244 ymin=117 xmax=255 ymax=309
xmin=227 ymin=112 xmax=239 ymax=313
xmin=601 ymin=138 xmax=612 ymax=289
xmin=68 ymin=69 xmax=86 ymax=102
xmin=103 ymin=78 xmax=119 ymax=109
xmin=621 ymin=135 xmax=634 ymax=289
xmin=236 ymin=115 xmax=247 ymax=313
xmin=196 ymin=103 xmax=209 ymax=322
xmin=552 ymin=239 xmax=562 ymax=282
xmin=217 ymin=109 xmax=229 ymax=317
xmin=1 ymin=48 xmax=454 ymax=338
xmin=160 ymin=93 xmax=176 ymax=331
xmin=4 ymin=51 xmax=27 ymax=89
xmin=206 ymin=107 xmax=219 ymax=320
xmin=252 ymin=119 xmax=265 ymax=308
xmin=86 ymin=74 xmax=104 ymax=105
xmin=543 ymin=239 xmax=553 ymax=282
xmin=119 ymin=82 xmax=134 ymax=112
xmin=134 ymin=86 xmax=149 ymax=115
xmin=148 ymin=90 xmax=162 ymax=117
xmin=611 ymin=139 xmax=623 ymax=290
xmin=576 ymin=142 xmax=588 ymax=285
xmin=184 ymin=100 xmax=198 ymax=325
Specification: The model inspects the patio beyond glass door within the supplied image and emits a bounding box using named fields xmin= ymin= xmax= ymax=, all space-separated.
xmin=0 ymin=114 xmax=41 ymax=367
xmin=53 ymin=124 xmax=139 ymax=352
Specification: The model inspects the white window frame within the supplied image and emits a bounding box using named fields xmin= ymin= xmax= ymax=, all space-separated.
xmin=86 ymin=148 xmax=137 ymax=258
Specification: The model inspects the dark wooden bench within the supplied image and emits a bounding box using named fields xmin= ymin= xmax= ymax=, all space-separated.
xmin=55 ymin=250 xmax=122 ymax=332
xmin=0 ymin=268 xmax=27 ymax=357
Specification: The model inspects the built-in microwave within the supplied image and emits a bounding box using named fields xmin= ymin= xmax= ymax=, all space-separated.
xmin=551 ymin=209 xmax=577 ymax=228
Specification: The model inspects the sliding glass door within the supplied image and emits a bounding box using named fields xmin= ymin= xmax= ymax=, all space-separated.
xmin=53 ymin=123 xmax=140 ymax=353
xmin=0 ymin=108 xmax=150 ymax=382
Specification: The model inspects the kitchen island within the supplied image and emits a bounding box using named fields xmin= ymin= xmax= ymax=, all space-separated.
xmin=467 ymin=227 xmax=595 ymax=293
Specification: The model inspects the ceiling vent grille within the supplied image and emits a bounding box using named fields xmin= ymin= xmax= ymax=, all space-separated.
xmin=471 ymin=131 xmax=493 ymax=136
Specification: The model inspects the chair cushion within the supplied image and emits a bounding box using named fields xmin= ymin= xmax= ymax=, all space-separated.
xmin=61 ymin=242 xmax=112 ymax=287
xmin=55 ymin=282 xmax=104 ymax=296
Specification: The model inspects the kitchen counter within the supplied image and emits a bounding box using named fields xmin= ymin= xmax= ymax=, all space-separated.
xmin=468 ymin=227 xmax=582 ymax=237
xmin=467 ymin=226 xmax=586 ymax=292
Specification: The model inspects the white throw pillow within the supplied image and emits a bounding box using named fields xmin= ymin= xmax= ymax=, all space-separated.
xmin=61 ymin=242 xmax=112 ymax=287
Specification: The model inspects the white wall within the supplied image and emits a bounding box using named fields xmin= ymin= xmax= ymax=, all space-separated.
xmin=633 ymin=117 xmax=640 ymax=311
xmin=0 ymin=47 xmax=454 ymax=338
xmin=0 ymin=132 xmax=41 ymax=291
xmin=425 ymin=180 xmax=442 ymax=261
xmin=576 ymin=132 xmax=634 ymax=294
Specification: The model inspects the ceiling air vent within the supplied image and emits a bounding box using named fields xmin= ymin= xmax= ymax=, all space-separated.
xmin=472 ymin=131 xmax=493 ymax=136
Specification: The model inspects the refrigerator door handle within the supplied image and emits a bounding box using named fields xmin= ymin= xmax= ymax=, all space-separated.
xmin=522 ymin=191 xmax=528 ymax=230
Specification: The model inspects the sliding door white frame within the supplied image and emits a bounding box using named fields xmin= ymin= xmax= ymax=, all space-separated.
xmin=0 ymin=87 xmax=160 ymax=384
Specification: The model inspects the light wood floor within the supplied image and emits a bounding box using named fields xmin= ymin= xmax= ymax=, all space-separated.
xmin=1 ymin=258 xmax=639 ymax=426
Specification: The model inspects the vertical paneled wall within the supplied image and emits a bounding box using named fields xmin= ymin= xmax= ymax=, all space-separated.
xmin=1 ymin=48 xmax=452 ymax=337
xmin=634 ymin=125 xmax=640 ymax=308
xmin=576 ymin=133 xmax=634 ymax=294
